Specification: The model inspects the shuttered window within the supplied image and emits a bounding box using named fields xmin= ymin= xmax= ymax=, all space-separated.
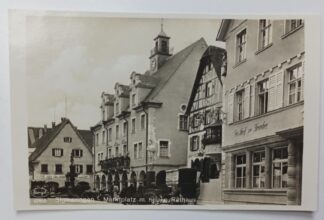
xmin=268 ymin=70 xmax=284 ymax=111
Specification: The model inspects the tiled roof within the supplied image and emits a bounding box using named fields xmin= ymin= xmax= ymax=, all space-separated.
xmin=137 ymin=74 xmax=159 ymax=88
xmin=29 ymin=118 xmax=93 ymax=162
xmin=27 ymin=127 xmax=52 ymax=148
xmin=144 ymin=38 xmax=207 ymax=102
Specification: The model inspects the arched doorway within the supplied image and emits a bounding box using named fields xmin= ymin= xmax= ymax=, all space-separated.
xmin=46 ymin=181 xmax=59 ymax=193
xmin=95 ymin=175 xmax=100 ymax=190
xmin=121 ymin=171 xmax=128 ymax=190
xmin=130 ymin=171 xmax=137 ymax=188
xmin=101 ymin=175 xmax=107 ymax=191
xmin=114 ymin=173 xmax=120 ymax=193
xmin=156 ymin=170 xmax=166 ymax=186
xmin=139 ymin=170 xmax=146 ymax=187
xmin=107 ymin=173 xmax=113 ymax=193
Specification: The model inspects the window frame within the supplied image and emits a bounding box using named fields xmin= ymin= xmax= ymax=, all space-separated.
xmin=272 ymin=147 xmax=288 ymax=189
xmin=287 ymin=63 xmax=303 ymax=105
xmin=178 ymin=114 xmax=188 ymax=131
xmin=234 ymin=154 xmax=247 ymax=188
xmin=257 ymin=79 xmax=269 ymax=115
xmin=72 ymin=149 xmax=83 ymax=158
xmin=55 ymin=164 xmax=63 ymax=174
xmin=63 ymin=137 xmax=72 ymax=143
xmin=258 ymin=19 xmax=272 ymax=50
xmin=190 ymin=135 xmax=200 ymax=151
xmin=252 ymin=151 xmax=266 ymax=188
xmin=235 ymin=90 xmax=245 ymax=121
xmin=52 ymin=148 xmax=63 ymax=157
xmin=41 ymin=164 xmax=48 ymax=173
xmin=235 ymin=28 xmax=247 ymax=64
xmin=159 ymin=140 xmax=170 ymax=158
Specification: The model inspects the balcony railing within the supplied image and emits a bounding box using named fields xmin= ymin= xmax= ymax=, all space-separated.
xmin=100 ymin=156 xmax=130 ymax=170
xmin=201 ymin=126 xmax=222 ymax=145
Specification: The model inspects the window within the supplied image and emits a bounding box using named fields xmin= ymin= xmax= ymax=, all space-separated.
xmin=236 ymin=90 xmax=244 ymax=121
xmin=134 ymin=143 xmax=138 ymax=159
xmin=41 ymin=164 xmax=48 ymax=173
xmin=272 ymin=147 xmax=288 ymax=188
xmin=102 ymin=130 xmax=105 ymax=144
xmin=288 ymin=64 xmax=303 ymax=105
xmin=115 ymin=102 xmax=119 ymax=115
xmin=179 ymin=114 xmax=188 ymax=131
xmin=132 ymin=94 xmax=136 ymax=106
xmin=96 ymin=133 xmax=99 ymax=145
xmin=123 ymin=144 xmax=127 ymax=156
xmin=193 ymin=113 xmax=201 ymax=128
xmin=204 ymin=126 xmax=222 ymax=144
xmin=63 ymin=137 xmax=72 ymax=143
xmin=236 ymin=29 xmax=247 ymax=63
xmin=252 ymin=151 xmax=265 ymax=188
xmin=204 ymin=110 xmax=212 ymax=125
xmin=141 ymin=114 xmax=145 ymax=130
xmin=138 ymin=142 xmax=143 ymax=159
xmin=116 ymin=125 xmax=119 ymax=139
xmin=259 ymin=20 xmax=272 ymax=49
xmin=108 ymin=148 xmax=112 ymax=158
xmin=285 ymin=19 xmax=303 ymax=34
xmin=123 ymin=122 xmax=127 ymax=137
xmin=108 ymin=128 xmax=112 ymax=141
xmin=190 ymin=136 xmax=199 ymax=151
xmin=72 ymin=149 xmax=83 ymax=158
xmin=161 ymin=40 xmax=168 ymax=52
xmin=97 ymin=153 xmax=101 ymax=162
xmin=115 ymin=146 xmax=119 ymax=157
xmin=55 ymin=164 xmax=63 ymax=174
xmin=75 ymin=165 xmax=83 ymax=174
xmin=131 ymin=118 xmax=136 ymax=134
xmin=257 ymin=80 xmax=269 ymax=115
xmin=235 ymin=154 xmax=246 ymax=188
xmin=205 ymin=81 xmax=213 ymax=97
xmin=86 ymin=165 xmax=93 ymax=174
xmin=159 ymin=140 xmax=169 ymax=158
xmin=52 ymin=148 xmax=63 ymax=157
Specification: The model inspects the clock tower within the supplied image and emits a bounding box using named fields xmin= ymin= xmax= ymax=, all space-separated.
xmin=149 ymin=22 xmax=172 ymax=73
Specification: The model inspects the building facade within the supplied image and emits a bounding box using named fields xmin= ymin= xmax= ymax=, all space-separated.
xmin=91 ymin=27 xmax=208 ymax=192
xmin=29 ymin=118 xmax=94 ymax=190
xmin=217 ymin=19 xmax=304 ymax=205
xmin=185 ymin=46 xmax=226 ymax=204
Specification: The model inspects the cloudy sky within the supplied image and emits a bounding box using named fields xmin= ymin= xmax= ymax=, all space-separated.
xmin=26 ymin=14 xmax=223 ymax=129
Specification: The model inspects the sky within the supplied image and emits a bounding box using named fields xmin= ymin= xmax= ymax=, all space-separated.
xmin=26 ymin=14 xmax=224 ymax=129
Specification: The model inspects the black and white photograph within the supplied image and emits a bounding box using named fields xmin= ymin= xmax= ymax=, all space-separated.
xmin=8 ymin=11 xmax=320 ymax=211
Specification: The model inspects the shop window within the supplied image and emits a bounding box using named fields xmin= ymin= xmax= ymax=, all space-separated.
xmin=235 ymin=154 xmax=246 ymax=188
xmin=272 ymin=147 xmax=288 ymax=188
xmin=257 ymin=80 xmax=269 ymax=115
xmin=288 ymin=63 xmax=303 ymax=105
xmin=252 ymin=151 xmax=266 ymax=188
xmin=258 ymin=20 xmax=272 ymax=50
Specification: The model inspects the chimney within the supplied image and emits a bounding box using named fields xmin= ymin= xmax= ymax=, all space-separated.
xmin=52 ymin=122 xmax=56 ymax=128
xmin=44 ymin=124 xmax=47 ymax=133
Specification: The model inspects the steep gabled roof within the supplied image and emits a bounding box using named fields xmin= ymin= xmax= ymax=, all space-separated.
xmin=186 ymin=46 xmax=226 ymax=115
xmin=29 ymin=118 xmax=93 ymax=162
xmin=144 ymin=38 xmax=208 ymax=102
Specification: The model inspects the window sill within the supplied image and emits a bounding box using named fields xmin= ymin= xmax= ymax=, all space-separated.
xmin=229 ymin=101 xmax=304 ymax=126
xmin=255 ymin=43 xmax=273 ymax=55
xmin=232 ymin=59 xmax=247 ymax=69
xmin=281 ymin=24 xmax=304 ymax=39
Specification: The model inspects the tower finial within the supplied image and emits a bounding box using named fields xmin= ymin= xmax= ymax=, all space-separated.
xmin=160 ymin=18 xmax=164 ymax=32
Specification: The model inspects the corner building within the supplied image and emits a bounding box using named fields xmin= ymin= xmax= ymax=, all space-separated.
xmin=92 ymin=27 xmax=208 ymax=192
xmin=217 ymin=19 xmax=304 ymax=205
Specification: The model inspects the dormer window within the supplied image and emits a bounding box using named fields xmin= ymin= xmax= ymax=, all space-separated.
xmin=161 ymin=40 xmax=168 ymax=53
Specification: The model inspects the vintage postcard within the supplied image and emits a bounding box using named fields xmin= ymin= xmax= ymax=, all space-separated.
xmin=9 ymin=11 xmax=320 ymax=211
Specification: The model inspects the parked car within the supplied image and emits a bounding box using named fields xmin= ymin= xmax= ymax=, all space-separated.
xmin=30 ymin=187 xmax=49 ymax=198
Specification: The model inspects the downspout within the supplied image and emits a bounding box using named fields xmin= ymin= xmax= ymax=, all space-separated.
xmin=92 ymin=129 xmax=96 ymax=190
xmin=142 ymin=103 xmax=149 ymax=173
